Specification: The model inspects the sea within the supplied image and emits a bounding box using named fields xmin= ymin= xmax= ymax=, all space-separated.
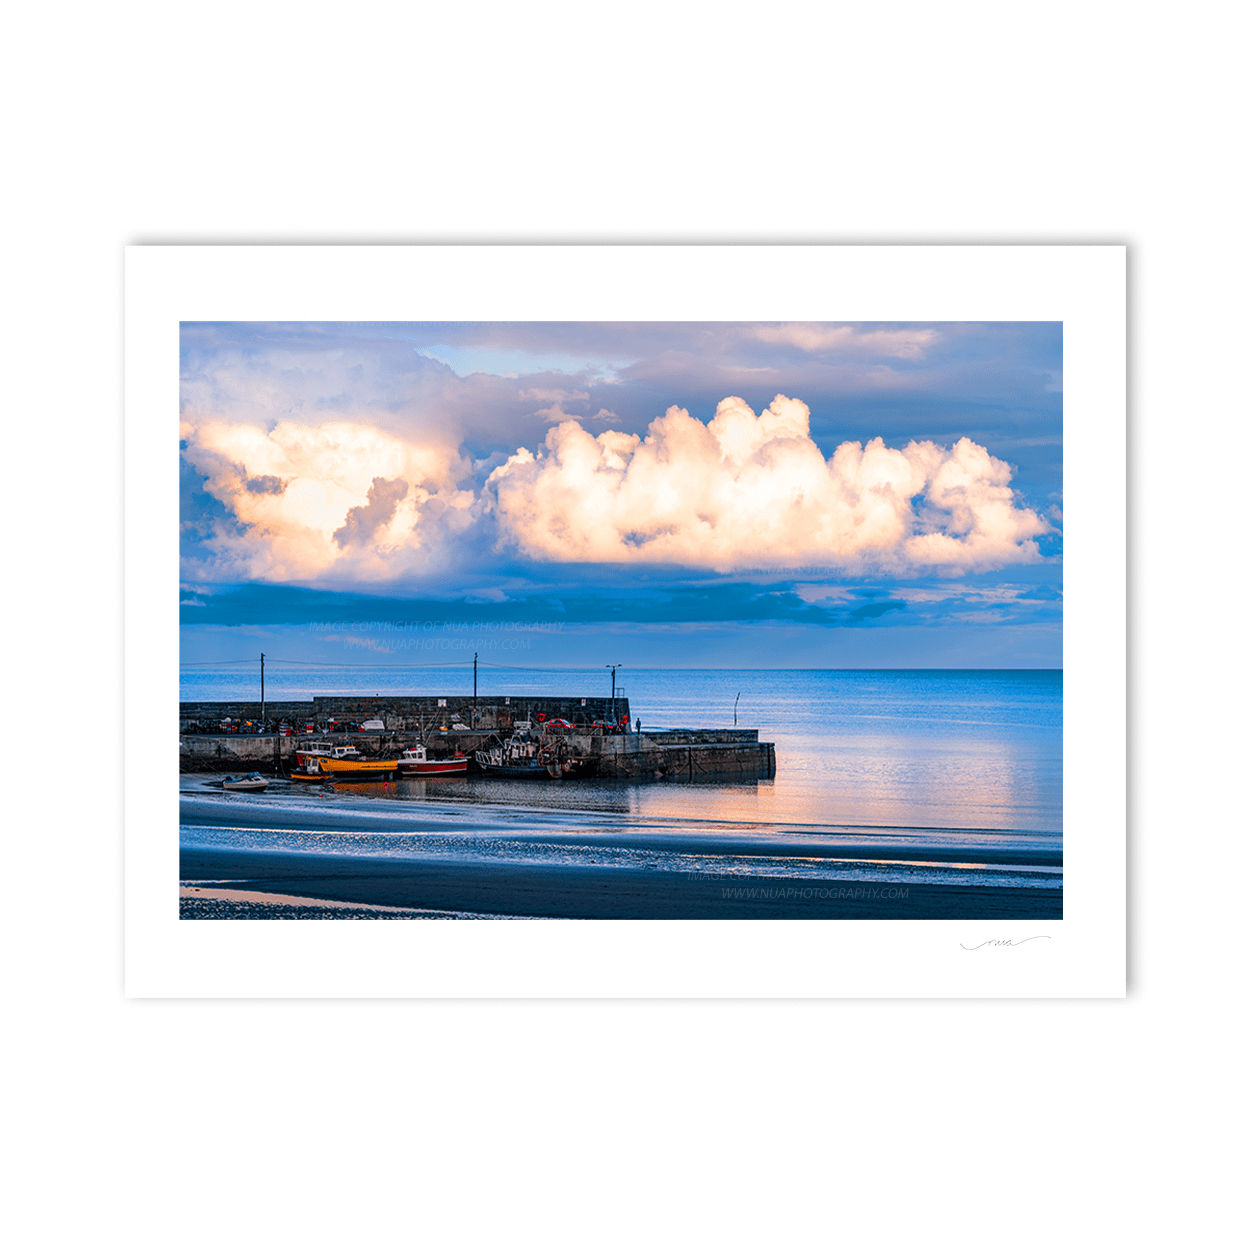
xmin=179 ymin=667 xmax=1062 ymax=916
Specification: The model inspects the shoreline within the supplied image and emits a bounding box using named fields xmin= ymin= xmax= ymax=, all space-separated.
xmin=181 ymin=846 xmax=1062 ymax=920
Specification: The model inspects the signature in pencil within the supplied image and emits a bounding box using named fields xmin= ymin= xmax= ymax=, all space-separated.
xmin=960 ymin=936 xmax=1051 ymax=950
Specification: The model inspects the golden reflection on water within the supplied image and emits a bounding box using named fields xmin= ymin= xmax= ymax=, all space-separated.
xmin=303 ymin=734 xmax=1056 ymax=832
xmin=293 ymin=715 xmax=1059 ymax=832
xmin=188 ymin=671 xmax=1061 ymax=832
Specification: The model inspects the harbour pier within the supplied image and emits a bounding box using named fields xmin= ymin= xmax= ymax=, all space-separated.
xmin=179 ymin=695 xmax=776 ymax=780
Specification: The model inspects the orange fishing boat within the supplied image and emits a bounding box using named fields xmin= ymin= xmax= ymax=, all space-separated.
xmin=317 ymin=754 xmax=399 ymax=778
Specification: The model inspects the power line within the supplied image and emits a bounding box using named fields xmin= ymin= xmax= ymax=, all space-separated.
xmin=180 ymin=657 xmax=613 ymax=671
xmin=180 ymin=658 xmax=473 ymax=668
xmin=179 ymin=659 xmax=260 ymax=665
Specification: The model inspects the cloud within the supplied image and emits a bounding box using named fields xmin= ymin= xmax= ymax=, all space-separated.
xmin=179 ymin=321 xmax=1062 ymax=522
xmin=486 ymin=395 xmax=1048 ymax=575
xmin=534 ymin=400 xmax=584 ymax=424
xmin=178 ymin=320 xmax=1059 ymax=595
xmin=519 ymin=389 xmax=623 ymax=427
xmin=179 ymin=582 xmax=875 ymax=628
xmin=334 ymin=476 xmax=410 ymax=548
xmin=181 ymin=576 xmax=1062 ymax=634
xmin=749 ymin=324 xmax=940 ymax=359
xmin=521 ymin=388 xmax=590 ymax=404
xmin=179 ymin=418 xmax=473 ymax=583
xmin=245 ymin=475 xmax=286 ymax=495
xmin=848 ymin=600 xmax=906 ymax=620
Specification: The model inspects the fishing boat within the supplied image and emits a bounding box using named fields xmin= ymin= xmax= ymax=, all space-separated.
xmin=222 ymin=772 xmax=269 ymax=792
xmin=294 ymin=741 xmax=361 ymax=770
xmin=397 ymin=745 xmax=468 ymax=776
xmin=289 ymin=764 xmax=328 ymax=782
xmin=473 ymin=731 xmax=590 ymax=779
xmin=291 ymin=741 xmax=367 ymax=780
xmin=317 ymin=754 xmax=400 ymax=779
xmin=474 ymin=731 xmax=551 ymax=779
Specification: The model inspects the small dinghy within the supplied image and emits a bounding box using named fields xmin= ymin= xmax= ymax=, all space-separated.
xmin=222 ymin=772 xmax=269 ymax=792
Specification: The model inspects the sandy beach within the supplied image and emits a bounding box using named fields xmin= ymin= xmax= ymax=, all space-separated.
xmin=181 ymin=845 xmax=1062 ymax=919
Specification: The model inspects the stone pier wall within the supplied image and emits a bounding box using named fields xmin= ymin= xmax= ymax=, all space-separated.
xmin=589 ymin=731 xmax=776 ymax=779
xmin=180 ymin=725 xmax=775 ymax=779
xmin=180 ymin=695 xmax=629 ymax=735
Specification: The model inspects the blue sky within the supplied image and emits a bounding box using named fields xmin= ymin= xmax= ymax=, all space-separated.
xmin=179 ymin=321 xmax=1061 ymax=667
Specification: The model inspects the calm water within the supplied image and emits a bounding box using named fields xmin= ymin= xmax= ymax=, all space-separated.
xmin=181 ymin=667 xmax=1061 ymax=833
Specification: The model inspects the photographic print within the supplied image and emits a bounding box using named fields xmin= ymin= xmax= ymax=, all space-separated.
xmin=124 ymin=245 xmax=1123 ymax=997
xmin=177 ymin=317 xmax=1063 ymax=921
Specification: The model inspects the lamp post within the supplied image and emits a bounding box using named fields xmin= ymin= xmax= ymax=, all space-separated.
xmin=606 ymin=664 xmax=621 ymax=728
xmin=260 ymin=652 xmax=265 ymax=732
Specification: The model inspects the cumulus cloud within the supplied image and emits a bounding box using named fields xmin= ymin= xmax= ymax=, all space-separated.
xmin=334 ymin=476 xmax=409 ymax=547
xmin=179 ymin=418 xmax=473 ymax=582
xmin=485 ymin=395 xmax=1047 ymax=575
xmin=245 ymin=475 xmax=286 ymax=495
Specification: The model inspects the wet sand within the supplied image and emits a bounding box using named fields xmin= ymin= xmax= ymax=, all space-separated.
xmin=181 ymin=846 xmax=1062 ymax=920
xmin=180 ymin=794 xmax=1062 ymax=866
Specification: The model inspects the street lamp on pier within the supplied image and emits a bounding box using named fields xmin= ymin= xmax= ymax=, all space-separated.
xmin=606 ymin=664 xmax=622 ymax=728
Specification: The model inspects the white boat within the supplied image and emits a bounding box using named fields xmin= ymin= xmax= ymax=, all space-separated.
xmin=294 ymin=740 xmax=361 ymax=770
xmin=222 ymin=772 xmax=269 ymax=792
xmin=397 ymin=745 xmax=469 ymax=777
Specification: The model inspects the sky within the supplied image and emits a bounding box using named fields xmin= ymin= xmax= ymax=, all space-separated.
xmin=179 ymin=321 xmax=1062 ymax=668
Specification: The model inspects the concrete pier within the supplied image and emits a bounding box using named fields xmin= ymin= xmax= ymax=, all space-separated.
xmin=589 ymin=729 xmax=775 ymax=779
xmin=180 ymin=694 xmax=628 ymax=735
xmin=179 ymin=696 xmax=775 ymax=780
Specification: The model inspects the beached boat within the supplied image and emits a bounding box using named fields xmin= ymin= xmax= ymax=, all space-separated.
xmin=397 ymin=745 xmax=468 ymax=776
xmin=222 ymin=773 xmax=269 ymax=791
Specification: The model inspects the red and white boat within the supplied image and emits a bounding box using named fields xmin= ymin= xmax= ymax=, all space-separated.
xmin=397 ymin=745 xmax=468 ymax=777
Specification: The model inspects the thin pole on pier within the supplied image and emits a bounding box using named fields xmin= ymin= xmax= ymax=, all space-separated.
xmin=260 ymin=652 xmax=265 ymax=731
xmin=606 ymin=663 xmax=621 ymax=726
xmin=474 ymin=652 xmax=478 ymax=725
xmin=734 ymin=692 xmax=740 ymax=726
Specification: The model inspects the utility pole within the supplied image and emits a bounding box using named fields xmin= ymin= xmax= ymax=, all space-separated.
xmin=260 ymin=652 xmax=266 ymax=732
xmin=606 ymin=664 xmax=621 ymax=727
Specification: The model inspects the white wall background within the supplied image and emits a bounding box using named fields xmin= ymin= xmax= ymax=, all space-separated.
xmin=3 ymin=3 xmax=1244 ymax=1248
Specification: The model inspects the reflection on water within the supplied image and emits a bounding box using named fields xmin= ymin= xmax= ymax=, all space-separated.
xmin=318 ymin=737 xmax=1053 ymax=832
xmin=182 ymin=670 xmax=1062 ymax=832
